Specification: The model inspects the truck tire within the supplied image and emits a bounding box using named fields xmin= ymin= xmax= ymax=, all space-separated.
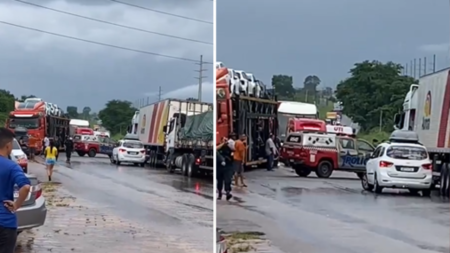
xmin=181 ymin=154 xmax=188 ymax=176
xmin=186 ymin=154 xmax=197 ymax=178
xmin=77 ymin=151 xmax=85 ymax=156
xmin=293 ymin=165 xmax=311 ymax=177
xmin=88 ymin=148 xmax=97 ymax=157
xmin=315 ymin=160 xmax=333 ymax=178
xmin=440 ymin=164 xmax=449 ymax=197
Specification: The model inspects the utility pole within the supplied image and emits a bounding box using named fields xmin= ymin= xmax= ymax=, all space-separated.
xmin=158 ymin=86 xmax=162 ymax=101
xmin=195 ymin=55 xmax=207 ymax=102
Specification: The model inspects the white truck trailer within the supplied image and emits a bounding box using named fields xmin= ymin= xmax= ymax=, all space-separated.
xmin=129 ymin=98 xmax=214 ymax=177
xmin=394 ymin=68 xmax=450 ymax=196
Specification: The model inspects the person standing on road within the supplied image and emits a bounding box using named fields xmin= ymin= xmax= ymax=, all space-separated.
xmin=0 ymin=127 xmax=31 ymax=253
xmin=216 ymin=137 xmax=234 ymax=200
xmin=65 ymin=136 xmax=74 ymax=164
xmin=233 ymin=134 xmax=247 ymax=187
xmin=44 ymin=140 xmax=58 ymax=181
xmin=265 ymin=134 xmax=277 ymax=171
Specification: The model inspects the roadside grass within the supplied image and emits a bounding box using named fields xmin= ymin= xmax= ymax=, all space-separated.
xmin=224 ymin=231 xmax=265 ymax=253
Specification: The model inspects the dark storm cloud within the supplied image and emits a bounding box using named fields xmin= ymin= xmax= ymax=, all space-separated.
xmin=0 ymin=0 xmax=213 ymax=111
xmin=217 ymin=0 xmax=450 ymax=88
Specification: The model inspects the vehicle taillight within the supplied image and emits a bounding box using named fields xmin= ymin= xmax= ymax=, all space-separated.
xmin=195 ymin=158 xmax=201 ymax=165
xmin=379 ymin=161 xmax=393 ymax=168
xmin=422 ymin=163 xmax=432 ymax=170
xmin=119 ymin=148 xmax=126 ymax=152
xmin=33 ymin=183 xmax=42 ymax=199
xmin=140 ymin=150 xmax=145 ymax=154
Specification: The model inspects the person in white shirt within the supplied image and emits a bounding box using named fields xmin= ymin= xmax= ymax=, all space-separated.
xmin=265 ymin=134 xmax=277 ymax=171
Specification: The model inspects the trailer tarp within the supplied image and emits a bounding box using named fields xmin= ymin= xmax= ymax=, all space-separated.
xmin=179 ymin=111 xmax=213 ymax=141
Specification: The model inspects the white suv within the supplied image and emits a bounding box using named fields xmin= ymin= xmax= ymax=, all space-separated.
xmin=111 ymin=140 xmax=146 ymax=166
xmin=361 ymin=130 xmax=432 ymax=196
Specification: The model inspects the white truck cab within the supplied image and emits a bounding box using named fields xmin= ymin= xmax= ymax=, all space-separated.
xmin=394 ymin=84 xmax=419 ymax=131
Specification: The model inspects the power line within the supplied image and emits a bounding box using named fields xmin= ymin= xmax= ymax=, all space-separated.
xmin=0 ymin=21 xmax=212 ymax=64
xmin=110 ymin=0 xmax=213 ymax=25
xmin=15 ymin=0 xmax=212 ymax=46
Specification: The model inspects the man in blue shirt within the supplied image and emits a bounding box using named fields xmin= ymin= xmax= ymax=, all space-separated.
xmin=0 ymin=128 xmax=31 ymax=253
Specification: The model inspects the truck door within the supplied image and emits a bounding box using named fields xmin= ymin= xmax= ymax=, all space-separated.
xmin=338 ymin=137 xmax=363 ymax=170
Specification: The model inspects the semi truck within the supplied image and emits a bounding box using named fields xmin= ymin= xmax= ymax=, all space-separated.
xmin=6 ymin=98 xmax=70 ymax=154
xmin=216 ymin=67 xmax=278 ymax=168
xmin=393 ymin=68 xmax=450 ymax=196
xmin=127 ymin=98 xmax=213 ymax=177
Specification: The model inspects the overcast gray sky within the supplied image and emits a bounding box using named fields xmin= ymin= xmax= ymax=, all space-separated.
xmin=217 ymin=0 xmax=450 ymax=89
xmin=0 ymin=0 xmax=213 ymax=111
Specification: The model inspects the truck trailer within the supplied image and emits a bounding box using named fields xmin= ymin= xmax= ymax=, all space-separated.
xmin=394 ymin=68 xmax=450 ymax=196
xmin=216 ymin=67 xmax=278 ymax=168
xmin=129 ymin=98 xmax=213 ymax=177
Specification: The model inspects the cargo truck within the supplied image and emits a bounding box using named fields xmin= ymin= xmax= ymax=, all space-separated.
xmin=127 ymin=98 xmax=213 ymax=177
xmin=394 ymin=68 xmax=450 ymax=196
xmin=216 ymin=67 xmax=278 ymax=168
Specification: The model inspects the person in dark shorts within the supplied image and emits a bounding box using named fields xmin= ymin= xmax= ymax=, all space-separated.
xmin=65 ymin=136 xmax=74 ymax=164
xmin=0 ymin=127 xmax=31 ymax=253
xmin=233 ymin=134 xmax=247 ymax=187
xmin=216 ymin=137 xmax=234 ymax=200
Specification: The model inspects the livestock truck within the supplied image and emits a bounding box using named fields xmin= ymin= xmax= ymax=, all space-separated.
xmin=216 ymin=67 xmax=278 ymax=169
xmin=128 ymin=98 xmax=213 ymax=177
xmin=394 ymin=68 xmax=450 ymax=196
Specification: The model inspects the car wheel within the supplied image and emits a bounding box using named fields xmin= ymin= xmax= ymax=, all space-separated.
xmin=361 ymin=174 xmax=374 ymax=191
xmin=374 ymin=173 xmax=383 ymax=194
xmin=422 ymin=189 xmax=431 ymax=197
xmin=88 ymin=148 xmax=97 ymax=157
xmin=315 ymin=160 xmax=333 ymax=178
xmin=409 ymin=189 xmax=419 ymax=195
xmin=294 ymin=165 xmax=311 ymax=177
xmin=116 ymin=155 xmax=121 ymax=165
xmin=110 ymin=155 xmax=116 ymax=164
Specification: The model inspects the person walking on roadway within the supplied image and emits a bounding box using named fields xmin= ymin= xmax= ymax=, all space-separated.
xmin=216 ymin=136 xmax=234 ymax=201
xmin=44 ymin=140 xmax=58 ymax=182
xmin=265 ymin=134 xmax=277 ymax=171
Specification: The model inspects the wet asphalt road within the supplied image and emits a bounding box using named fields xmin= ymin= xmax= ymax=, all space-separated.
xmin=18 ymin=154 xmax=213 ymax=253
xmin=217 ymin=166 xmax=450 ymax=253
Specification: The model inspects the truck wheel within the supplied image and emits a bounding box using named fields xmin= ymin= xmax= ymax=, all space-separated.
xmin=88 ymin=149 xmax=96 ymax=157
xmin=315 ymin=160 xmax=333 ymax=178
xmin=181 ymin=154 xmax=188 ymax=176
xmin=186 ymin=154 xmax=197 ymax=178
xmin=293 ymin=165 xmax=311 ymax=177
xmin=77 ymin=151 xmax=85 ymax=156
xmin=440 ymin=165 xmax=449 ymax=197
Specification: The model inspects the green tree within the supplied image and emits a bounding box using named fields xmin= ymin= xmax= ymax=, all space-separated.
xmin=335 ymin=60 xmax=415 ymax=131
xmin=66 ymin=106 xmax=79 ymax=118
xmin=271 ymin=75 xmax=295 ymax=98
xmin=82 ymin=106 xmax=91 ymax=120
xmin=98 ymin=100 xmax=135 ymax=135
xmin=0 ymin=90 xmax=15 ymax=125
xmin=303 ymin=75 xmax=321 ymax=92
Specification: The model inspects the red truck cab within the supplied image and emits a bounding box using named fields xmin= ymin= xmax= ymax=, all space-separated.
xmin=281 ymin=132 xmax=374 ymax=178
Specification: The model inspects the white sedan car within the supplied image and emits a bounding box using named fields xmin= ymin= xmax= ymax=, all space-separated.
xmin=362 ymin=142 xmax=433 ymax=196
xmin=110 ymin=140 xmax=146 ymax=166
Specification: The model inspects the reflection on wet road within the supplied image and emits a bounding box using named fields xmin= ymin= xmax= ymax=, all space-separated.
xmin=18 ymin=154 xmax=213 ymax=253
xmin=217 ymin=167 xmax=450 ymax=253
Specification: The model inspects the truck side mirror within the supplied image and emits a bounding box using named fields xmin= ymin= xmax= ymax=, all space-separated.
xmin=393 ymin=113 xmax=400 ymax=125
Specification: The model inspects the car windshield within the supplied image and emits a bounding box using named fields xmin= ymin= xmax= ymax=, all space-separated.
xmin=123 ymin=141 xmax=143 ymax=148
xmin=386 ymin=146 xmax=428 ymax=160
xmin=12 ymin=139 xmax=21 ymax=150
